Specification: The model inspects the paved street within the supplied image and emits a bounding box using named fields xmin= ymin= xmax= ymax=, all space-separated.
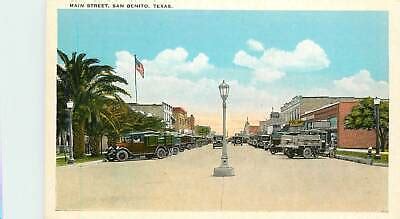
xmin=56 ymin=144 xmax=388 ymax=211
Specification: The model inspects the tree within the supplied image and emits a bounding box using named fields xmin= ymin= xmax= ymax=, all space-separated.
xmin=195 ymin=125 xmax=211 ymax=136
xmin=101 ymin=101 xmax=165 ymax=146
xmin=57 ymin=50 xmax=129 ymax=158
xmin=345 ymin=97 xmax=389 ymax=151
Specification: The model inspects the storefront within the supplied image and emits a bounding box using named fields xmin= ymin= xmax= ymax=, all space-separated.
xmin=301 ymin=101 xmax=376 ymax=149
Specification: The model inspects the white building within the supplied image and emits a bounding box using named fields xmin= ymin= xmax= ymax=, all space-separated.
xmin=128 ymin=102 xmax=174 ymax=129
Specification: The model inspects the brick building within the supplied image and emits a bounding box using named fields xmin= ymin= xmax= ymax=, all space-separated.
xmin=243 ymin=117 xmax=260 ymax=135
xmin=188 ymin=114 xmax=195 ymax=130
xmin=172 ymin=107 xmax=195 ymax=133
xmin=281 ymin=96 xmax=359 ymax=124
xmin=301 ymin=101 xmax=376 ymax=149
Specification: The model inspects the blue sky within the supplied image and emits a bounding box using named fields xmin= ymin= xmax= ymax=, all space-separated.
xmin=58 ymin=10 xmax=388 ymax=133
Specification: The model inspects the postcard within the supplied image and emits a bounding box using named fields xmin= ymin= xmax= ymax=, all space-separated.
xmin=45 ymin=0 xmax=400 ymax=218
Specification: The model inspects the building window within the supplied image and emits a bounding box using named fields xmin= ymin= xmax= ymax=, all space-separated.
xmin=328 ymin=117 xmax=337 ymax=129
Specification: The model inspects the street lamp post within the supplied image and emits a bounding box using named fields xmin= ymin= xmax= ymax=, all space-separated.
xmin=66 ymin=99 xmax=75 ymax=164
xmin=374 ymin=97 xmax=381 ymax=159
xmin=213 ymin=80 xmax=234 ymax=177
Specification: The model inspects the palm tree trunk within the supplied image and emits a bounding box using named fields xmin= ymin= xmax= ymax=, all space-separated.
xmin=89 ymin=135 xmax=101 ymax=156
xmin=73 ymin=123 xmax=85 ymax=158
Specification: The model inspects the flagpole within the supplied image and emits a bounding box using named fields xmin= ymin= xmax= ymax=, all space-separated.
xmin=134 ymin=54 xmax=138 ymax=103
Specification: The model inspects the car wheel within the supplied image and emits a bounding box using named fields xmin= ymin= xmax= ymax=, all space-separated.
xmin=116 ymin=150 xmax=129 ymax=162
xmin=270 ymin=148 xmax=276 ymax=154
xmin=303 ymin=147 xmax=313 ymax=159
xmin=156 ymin=147 xmax=167 ymax=159
xmin=173 ymin=147 xmax=179 ymax=155
xmin=286 ymin=149 xmax=295 ymax=158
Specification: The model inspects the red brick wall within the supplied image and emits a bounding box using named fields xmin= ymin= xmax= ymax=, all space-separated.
xmin=337 ymin=102 xmax=376 ymax=149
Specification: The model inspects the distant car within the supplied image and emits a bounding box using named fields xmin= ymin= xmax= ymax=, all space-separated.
xmin=213 ymin=135 xmax=223 ymax=148
xmin=232 ymin=136 xmax=244 ymax=146
xmin=181 ymin=134 xmax=195 ymax=150
xmin=256 ymin=134 xmax=271 ymax=149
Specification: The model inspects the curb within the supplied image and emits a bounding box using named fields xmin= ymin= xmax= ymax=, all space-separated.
xmin=335 ymin=155 xmax=388 ymax=167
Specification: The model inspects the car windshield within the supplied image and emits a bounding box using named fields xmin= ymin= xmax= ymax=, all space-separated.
xmin=261 ymin=136 xmax=270 ymax=141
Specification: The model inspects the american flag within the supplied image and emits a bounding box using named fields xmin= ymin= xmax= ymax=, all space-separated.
xmin=135 ymin=56 xmax=144 ymax=78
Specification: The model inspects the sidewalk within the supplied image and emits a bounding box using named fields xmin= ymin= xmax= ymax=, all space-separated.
xmin=337 ymin=148 xmax=389 ymax=155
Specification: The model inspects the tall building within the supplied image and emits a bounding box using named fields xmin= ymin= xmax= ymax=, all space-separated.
xmin=172 ymin=107 xmax=187 ymax=132
xmin=128 ymin=102 xmax=173 ymax=129
xmin=280 ymin=96 xmax=359 ymax=124
xmin=264 ymin=110 xmax=284 ymax=134
xmin=188 ymin=114 xmax=195 ymax=131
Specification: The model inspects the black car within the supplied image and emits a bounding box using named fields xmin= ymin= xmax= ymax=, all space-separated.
xmin=256 ymin=134 xmax=271 ymax=149
xmin=232 ymin=136 xmax=244 ymax=146
xmin=213 ymin=135 xmax=223 ymax=149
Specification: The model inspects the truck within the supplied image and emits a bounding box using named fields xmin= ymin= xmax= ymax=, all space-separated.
xmin=269 ymin=131 xmax=299 ymax=154
xmin=282 ymin=130 xmax=324 ymax=159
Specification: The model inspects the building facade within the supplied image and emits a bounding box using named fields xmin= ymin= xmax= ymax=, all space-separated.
xmin=280 ymin=96 xmax=359 ymax=124
xmin=243 ymin=117 xmax=259 ymax=136
xmin=301 ymin=101 xmax=376 ymax=149
xmin=188 ymin=114 xmax=195 ymax=131
xmin=172 ymin=107 xmax=195 ymax=133
xmin=128 ymin=102 xmax=173 ymax=129
xmin=264 ymin=111 xmax=284 ymax=134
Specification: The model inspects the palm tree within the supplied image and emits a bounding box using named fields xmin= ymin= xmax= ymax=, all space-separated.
xmin=57 ymin=50 xmax=129 ymax=158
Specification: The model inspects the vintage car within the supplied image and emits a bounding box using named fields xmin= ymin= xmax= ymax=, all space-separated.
xmin=158 ymin=133 xmax=179 ymax=155
xmin=213 ymin=135 xmax=223 ymax=148
xmin=181 ymin=134 xmax=195 ymax=149
xmin=105 ymin=131 xmax=169 ymax=162
xmin=194 ymin=136 xmax=204 ymax=147
xmin=256 ymin=134 xmax=271 ymax=150
xmin=175 ymin=135 xmax=185 ymax=152
xmin=247 ymin=135 xmax=257 ymax=147
xmin=232 ymin=136 xmax=244 ymax=146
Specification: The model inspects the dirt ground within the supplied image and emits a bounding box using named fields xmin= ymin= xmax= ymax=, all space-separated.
xmin=56 ymin=144 xmax=388 ymax=212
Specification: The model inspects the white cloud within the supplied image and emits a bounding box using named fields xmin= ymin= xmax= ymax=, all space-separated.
xmin=253 ymin=67 xmax=286 ymax=82
xmin=332 ymin=70 xmax=389 ymax=98
xmin=247 ymin=38 xmax=264 ymax=52
xmin=142 ymin=47 xmax=213 ymax=76
xmin=305 ymin=69 xmax=389 ymax=98
xmin=234 ymin=39 xmax=330 ymax=82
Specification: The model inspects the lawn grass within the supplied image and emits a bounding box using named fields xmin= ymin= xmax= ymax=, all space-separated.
xmin=56 ymin=155 xmax=104 ymax=166
xmin=336 ymin=150 xmax=388 ymax=164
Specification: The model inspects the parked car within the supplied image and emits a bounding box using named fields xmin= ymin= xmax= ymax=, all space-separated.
xmin=158 ymin=132 xmax=179 ymax=155
xmin=256 ymin=134 xmax=271 ymax=150
xmin=213 ymin=135 xmax=223 ymax=148
xmin=105 ymin=131 xmax=168 ymax=162
xmin=181 ymin=134 xmax=195 ymax=149
xmin=174 ymin=135 xmax=185 ymax=152
xmin=247 ymin=135 xmax=256 ymax=147
xmin=232 ymin=136 xmax=244 ymax=146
